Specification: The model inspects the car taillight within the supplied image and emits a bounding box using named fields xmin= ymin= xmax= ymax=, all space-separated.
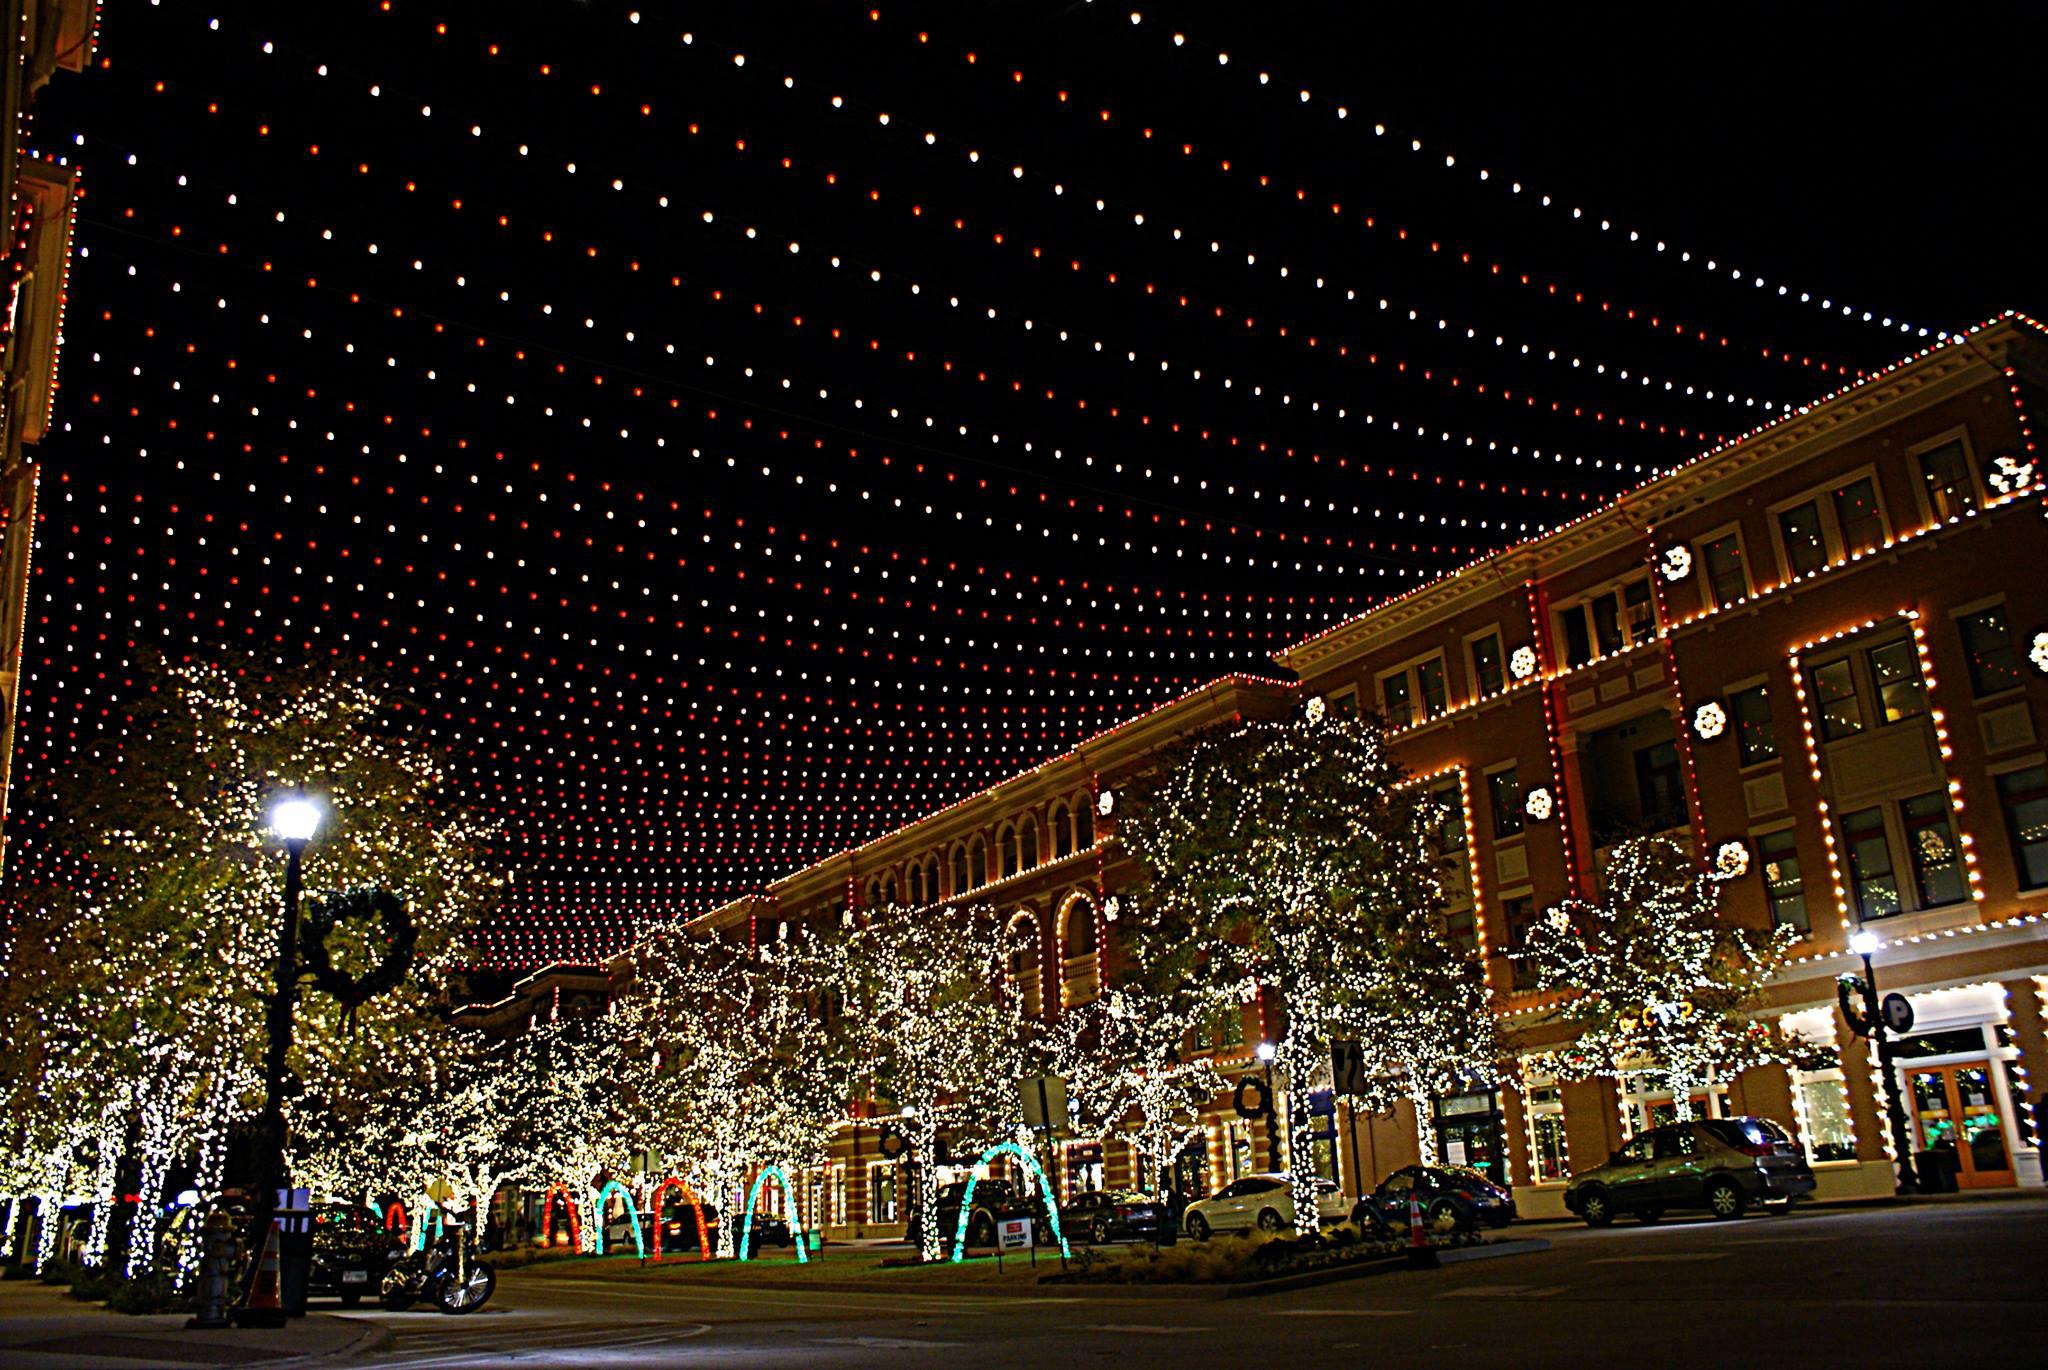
xmin=1736 ymin=1140 xmax=1774 ymax=1157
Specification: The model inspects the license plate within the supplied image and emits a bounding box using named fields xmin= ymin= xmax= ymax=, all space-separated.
xmin=341 ymin=1270 xmax=369 ymax=1284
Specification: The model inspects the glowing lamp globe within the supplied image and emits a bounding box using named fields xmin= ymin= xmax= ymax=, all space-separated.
xmin=1254 ymin=1041 xmax=1276 ymax=1063
xmin=270 ymin=796 xmax=323 ymax=844
xmin=1849 ymin=929 xmax=1881 ymax=957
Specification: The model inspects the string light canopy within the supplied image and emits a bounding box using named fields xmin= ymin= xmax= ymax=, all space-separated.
xmin=11 ymin=2 xmax=1973 ymax=972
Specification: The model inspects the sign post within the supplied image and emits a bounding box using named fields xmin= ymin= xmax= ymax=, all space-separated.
xmin=1331 ymin=1040 xmax=1368 ymax=1199
xmin=1018 ymin=1074 xmax=1070 ymax=1210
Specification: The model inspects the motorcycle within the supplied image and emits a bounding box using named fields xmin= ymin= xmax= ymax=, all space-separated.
xmin=379 ymin=1226 xmax=496 ymax=1314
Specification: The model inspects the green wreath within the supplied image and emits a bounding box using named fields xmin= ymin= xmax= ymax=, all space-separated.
xmin=299 ymin=885 xmax=416 ymax=1011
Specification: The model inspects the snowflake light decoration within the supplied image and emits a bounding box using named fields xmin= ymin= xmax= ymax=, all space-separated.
xmin=1713 ymin=840 xmax=1751 ymax=880
xmin=1509 ymin=645 xmax=1539 ymax=681
xmin=1660 ymin=545 xmax=1694 ymax=582
xmin=1524 ymin=786 xmax=1555 ymax=821
xmin=1692 ymin=700 xmax=1728 ymax=741
xmin=2032 ymin=630 xmax=2048 ymax=676
xmin=1096 ymin=789 xmax=1117 ymax=817
xmin=1304 ymin=695 xmax=1327 ymax=725
xmin=1990 ymin=454 xmax=2038 ymax=496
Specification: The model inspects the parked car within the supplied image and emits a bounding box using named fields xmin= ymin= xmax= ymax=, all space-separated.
xmin=1564 ymin=1116 xmax=1815 ymax=1226
xmin=909 ymin=1179 xmax=1052 ymax=1249
xmin=1183 ymin=1174 xmax=1348 ymax=1239
xmin=1353 ymin=1165 xmax=1517 ymax=1235
xmin=308 ymin=1203 xmax=391 ymax=1307
xmin=1059 ymin=1189 xmax=1171 ymax=1244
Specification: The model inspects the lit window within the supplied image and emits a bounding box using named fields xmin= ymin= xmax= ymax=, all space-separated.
xmin=1756 ymin=828 xmax=1807 ymax=932
xmin=1832 ymin=476 xmax=1886 ymax=555
xmin=1869 ymin=640 xmax=1927 ymax=724
xmin=1794 ymin=1071 xmax=1857 ymax=1162
xmin=1778 ymin=500 xmax=1828 ymax=577
xmin=1900 ymin=792 xmax=1965 ymax=907
xmin=1524 ymin=1084 xmax=1569 ymax=1183
xmin=1841 ymin=806 xmax=1900 ymax=920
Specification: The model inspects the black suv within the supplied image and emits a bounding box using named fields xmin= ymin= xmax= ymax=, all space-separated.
xmin=307 ymin=1203 xmax=391 ymax=1306
xmin=909 ymin=1179 xmax=1051 ymax=1249
xmin=1564 ymin=1116 xmax=1815 ymax=1226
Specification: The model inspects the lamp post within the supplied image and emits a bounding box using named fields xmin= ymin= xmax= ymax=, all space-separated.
xmin=1255 ymin=1041 xmax=1284 ymax=1172
xmin=243 ymin=795 xmax=320 ymax=1323
xmin=1839 ymin=929 xmax=1919 ymax=1195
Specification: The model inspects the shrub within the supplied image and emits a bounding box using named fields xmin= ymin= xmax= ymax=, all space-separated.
xmin=106 ymin=1275 xmax=180 ymax=1315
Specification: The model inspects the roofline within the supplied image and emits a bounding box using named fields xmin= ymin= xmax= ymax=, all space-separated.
xmin=1273 ymin=311 xmax=2047 ymax=676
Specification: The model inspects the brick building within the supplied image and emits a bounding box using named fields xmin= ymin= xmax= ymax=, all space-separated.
xmin=477 ymin=314 xmax=2048 ymax=1238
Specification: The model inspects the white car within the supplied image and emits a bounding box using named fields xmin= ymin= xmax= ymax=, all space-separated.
xmin=1183 ymin=1173 xmax=1348 ymax=1238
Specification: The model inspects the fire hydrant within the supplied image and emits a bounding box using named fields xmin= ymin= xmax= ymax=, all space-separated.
xmin=185 ymin=1209 xmax=238 ymax=1329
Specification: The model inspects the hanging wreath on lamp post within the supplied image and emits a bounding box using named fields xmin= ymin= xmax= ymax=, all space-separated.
xmin=298 ymin=885 xmax=417 ymax=1025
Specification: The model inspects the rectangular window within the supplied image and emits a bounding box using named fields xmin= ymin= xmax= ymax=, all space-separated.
xmin=1900 ymin=791 xmax=1966 ymax=907
xmin=1563 ymin=576 xmax=1657 ymax=666
xmin=1731 ymin=683 xmax=1778 ymax=765
xmin=1488 ymin=768 xmax=1524 ymax=839
xmin=1756 ymin=828 xmax=1808 ymax=932
xmin=1470 ymin=632 xmax=1505 ymax=697
xmin=1416 ymin=656 xmax=1448 ymax=719
xmin=1778 ymin=500 xmax=1829 ymax=577
xmin=1832 ymin=476 xmax=1886 ymax=555
xmin=1917 ymin=441 xmax=1977 ymax=520
xmin=1996 ymin=766 xmax=2048 ymax=889
xmin=1841 ymin=805 xmax=1900 ymax=920
xmin=1700 ymin=531 xmax=1748 ymax=607
xmin=1525 ymin=1086 xmax=1569 ymax=1183
xmin=1623 ymin=577 xmax=1656 ymax=646
xmin=1957 ymin=606 xmax=2023 ymax=697
xmin=1561 ymin=609 xmax=1593 ymax=669
xmin=1869 ymin=640 xmax=1927 ymax=724
xmin=1810 ymin=658 xmax=1863 ymax=741
xmin=1591 ymin=593 xmax=1624 ymax=656
xmin=1795 ymin=1072 xmax=1858 ymax=1163
xmin=869 ymin=1165 xmax=898 ymax=1224
xmin=1381 ymin=670 xmax=1414 ymax=727
xmin=1328 ymin=690 xmax=1359 ymax=718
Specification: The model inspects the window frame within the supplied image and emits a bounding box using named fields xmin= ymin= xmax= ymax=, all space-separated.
xmin=1464 ymin=624 xmax=1507 ymax=701
xmin=1766 ymin=464 xmax=1892 ymax=585
xmin=1950 ymin=597 xmax=2025 ymax=700
xmin=1377 ymin=649 xmax=1452 ymax=728
xmin=1805 ymin=631 xmax=1927 ymax=744
xmin=1551 ymin=570 xmax=1659 ymax=670
xmin=1726 ymin=676 xmax=1780 ymax=767
xmin=1991 ymin=758 xmax=2048 ymax=891
xmin=1905 ymin=425 xmax=1983 ymax=525
xmin=1690 ymin=522 xmax=1753 ymax=610
xmin=1752 ymin=821 xmax=1808 ymax=933
xmin=1485 ymin=763 xmax=1525 ymax=842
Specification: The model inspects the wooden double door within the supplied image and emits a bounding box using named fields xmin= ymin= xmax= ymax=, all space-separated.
xmin=1907 ymin=1062 xmax=2014 ymax=1188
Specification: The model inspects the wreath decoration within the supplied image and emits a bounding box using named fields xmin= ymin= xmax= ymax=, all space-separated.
xmin=299 ymin=885 xmax=416 ymax=1012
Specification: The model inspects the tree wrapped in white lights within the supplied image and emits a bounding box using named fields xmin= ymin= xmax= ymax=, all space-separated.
xmin=617 ymin=925 xmax=850 ymax=1256
xmin=1121 ymin=707 xmax=1491 ymax=1230
xmin=18 ymin=653 xmax=503 ymax=1275
xmin=523 ymin=1016 xmax=641 ymax=1253
xmin=394 ymin=1047 xmax=544 ymax=1244
xmin=1516 ymin=835 xmax=1798 ymax=1119
xmin=832 ymin=903 xmax=1025 ymax=1262
xmin=1043 ymin=986 xmax=1222 ymax=1198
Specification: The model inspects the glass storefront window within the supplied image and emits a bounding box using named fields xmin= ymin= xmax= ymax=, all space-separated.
xmin=1524 ymin=1085 xmax=1569 ymax=1183
xmin=1794 ymin=1072 xmax=1857 ymax=1162
xmin=869 ymin=1165 xmax=898 ymax=1224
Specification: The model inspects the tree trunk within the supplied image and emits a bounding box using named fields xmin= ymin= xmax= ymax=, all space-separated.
xmin=1410 ymin=1087 xmax=1440 ymax=1167
xmin=1279 ymin=1037 xmax=1320 ymax=1235
xmin=914 ymin=1120 xmax=943 ymax=1262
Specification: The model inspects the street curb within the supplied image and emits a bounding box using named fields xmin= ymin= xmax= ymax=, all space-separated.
xmin=1438 ymin=1238 xmax=1552 ymax=1264
xmin=269 ymin=1316 xmax=393 ymax=1366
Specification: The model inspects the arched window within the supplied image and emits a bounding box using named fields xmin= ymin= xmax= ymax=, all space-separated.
xmin=1006 ymin=913 xmax=1043 ymax=1020
xmin=1077 ymin=797 xmax=1096 ymax=849
xmin=1058 ymin=894 xmax=1101 ymax=1008
xmin=865 ymin=878 xmax=882 ymax=908
xmin=1051 ymin=803 xmax=1072 ymax=859
xmin=924 ymin=857 xmax=941 ymax=904
xmin=1019 ymin=817 xmax=1039 ymax=870
xmin=969 ymin=836 xmax=988 ymax=889
xmin=952 ymin=845 xmax=969 ymax=897
xmin=999 ymin=824 xmax=1019 ymax=879
xmin=883 ymin=874 xmax=899 ymax=906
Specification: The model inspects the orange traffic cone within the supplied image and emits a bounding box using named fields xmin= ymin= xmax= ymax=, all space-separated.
xmin=1405 ymin=1192 xmax=1440 ymax=1269
xmin=232 ymin=1219 xmax=288 ymax=1327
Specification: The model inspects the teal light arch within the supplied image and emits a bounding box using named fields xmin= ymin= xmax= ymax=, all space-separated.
xmin=738 ymin=1165 xmax=806 ymax=1263
xmin=591 ymin=1179 xmax=645 ymax=1259
xmin=949 ymin=1142 xmax=1071 ymax=1262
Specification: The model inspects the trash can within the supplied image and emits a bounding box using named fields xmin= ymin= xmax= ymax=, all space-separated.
xmin=1914 ymin=1150 xmax=1959 ymax=1193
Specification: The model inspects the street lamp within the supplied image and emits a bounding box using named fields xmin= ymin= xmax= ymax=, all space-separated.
xmin=1254 ymin=1042 xmax=1283 ymax=1171
xmin=1838 ymin=929 xmax=1918 ymax=1194
xmin=241 ymin=794 xmax=321 ymax=1325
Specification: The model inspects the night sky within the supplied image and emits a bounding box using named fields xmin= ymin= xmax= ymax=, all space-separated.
xmin=21 ymin=1 xmax=2042 ymax=977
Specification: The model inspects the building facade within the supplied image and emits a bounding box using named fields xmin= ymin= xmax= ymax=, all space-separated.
xmin=469 ymin=315 xmax=2048 ymax=1239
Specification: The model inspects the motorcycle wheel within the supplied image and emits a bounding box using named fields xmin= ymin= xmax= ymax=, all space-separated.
xmin=436 ymin=1262 xmax=496 ymax=1314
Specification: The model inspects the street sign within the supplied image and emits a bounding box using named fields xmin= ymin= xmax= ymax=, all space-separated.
xmin=1881 ymin=992 xmax=1915 ymax=1034
xmin=1307 ymin=1088 xmax=1336 ymax=1119
xmin=1331 ymin=1039 xmax=1367 ymax=1097
xmin=275 ymin=1187 xmax=311 ymax=1235
xmin=998 ymin=1217 xmax=1032 ymax=1251
xmin=1019 ymin=1075 xmax=1071 ymax=1133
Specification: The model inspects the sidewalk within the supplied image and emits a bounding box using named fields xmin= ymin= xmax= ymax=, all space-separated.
xmin=0 ymin=1279 xmax=388 ymax=1369
xmin=1510 ymin=1181 xmax=2048 ymax=1229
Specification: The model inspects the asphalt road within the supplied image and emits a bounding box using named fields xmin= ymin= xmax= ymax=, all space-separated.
xmin=348 ymin=1197 xmax=2047 ymax=1369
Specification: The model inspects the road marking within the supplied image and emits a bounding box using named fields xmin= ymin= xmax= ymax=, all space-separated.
xmin=815 ymin=1335 xmax=963 ymax=1348
xmin=1587 ymin=1252 xmax=1730 ymax=1264
xmin=1083 ymin=1324 xmax=1211 ymax=1334
xmin=1269 ymin=1308 xmax=1414 ymax=1317
xmin=1436 ymin=1283 xmax=1566 ymax=1299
